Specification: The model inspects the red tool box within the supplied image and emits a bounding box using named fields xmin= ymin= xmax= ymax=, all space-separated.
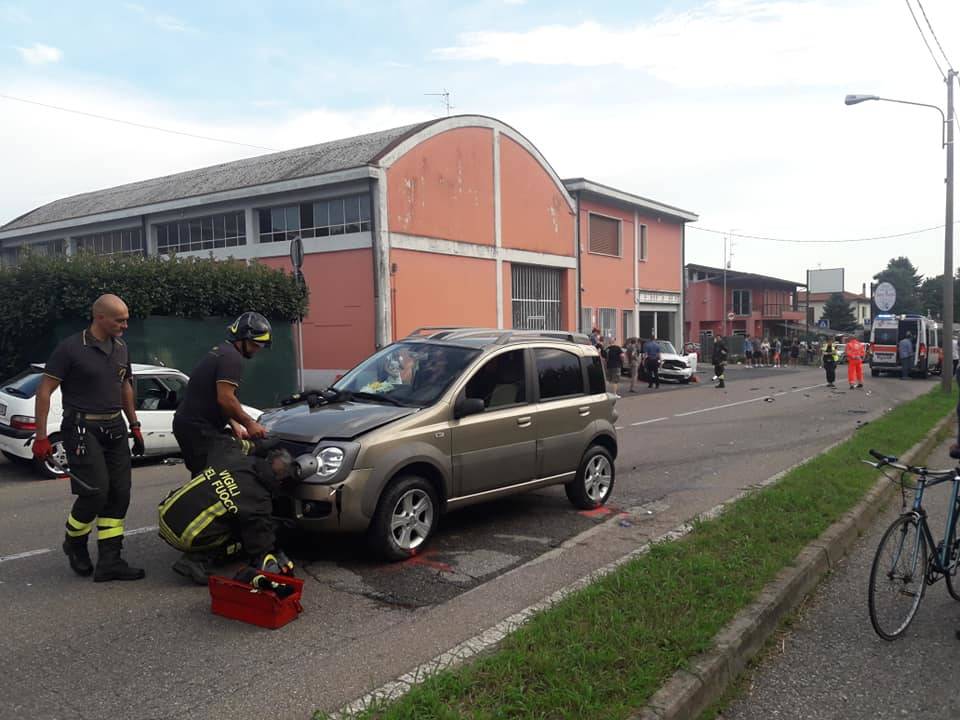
xmin=208 ymin=571 xmax=304 ymax=629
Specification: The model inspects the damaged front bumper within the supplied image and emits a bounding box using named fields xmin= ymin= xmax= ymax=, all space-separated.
xmin=272 ymin=468 xmax=373 ymax=533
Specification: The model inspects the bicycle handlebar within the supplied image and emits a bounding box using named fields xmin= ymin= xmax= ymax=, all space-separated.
xmin=865 ymin=448 xmax=958 ymax=479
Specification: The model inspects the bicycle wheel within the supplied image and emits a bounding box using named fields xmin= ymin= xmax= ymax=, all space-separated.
xmin=945 ymin=563 xmax=960 ymax=601
xmin=869 ymin=515 xmax=927 ymax=640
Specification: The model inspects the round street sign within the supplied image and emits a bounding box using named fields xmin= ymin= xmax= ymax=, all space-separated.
xmin=874 ymin=282 xmax=896 ymax=312
xmin=727 ymin=312 xmax=736 ymax=321
xmin=289 ymin=235 xmax=304 ymax=271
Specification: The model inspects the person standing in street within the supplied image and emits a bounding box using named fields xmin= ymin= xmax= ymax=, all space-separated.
xmin=823 ymin=340 xmax=839 ymax=388
xmin=603 ymin=339 xmax=624 ymax=392
xmin=712 ymin=336 xmax=728 ymax=389
xmin=898 ymin=333 xmax=914 ymax=380
xmin=773 ymin=337 xmax=782 ymax=368
xmin=744 ymin=334 xmax=753 ymax=368
xmin=790 ymin=338 xmax=800 ymax=367
xmin=952 ymin=334 xmax=958 ymax=377
xmin=625 ymin=338 xmax=641 ymax=393
xmin=642 ymin=335 xmax=662 ymax=389
xmin=32 ymin=294 xmax=146 ymax=581
xmin=846 ymin=335 xmax=865 ymax=389
xmin=173 ymin=312 xmax=271 ymax=476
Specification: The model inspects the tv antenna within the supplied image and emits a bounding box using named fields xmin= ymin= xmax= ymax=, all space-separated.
xmin=425 ymin=89 xmax=453 ymax=116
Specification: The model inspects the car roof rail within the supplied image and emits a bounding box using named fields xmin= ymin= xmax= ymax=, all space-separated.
xmin=406 ymin=327 xmax=592 ymax=346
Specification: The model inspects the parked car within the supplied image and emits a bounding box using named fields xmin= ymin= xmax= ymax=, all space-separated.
xmin=621 ymin=338 xmax=695 ymax=383
xmin=0 ymin=363 xmax=260 ymax=478
xmin=260 ymin=328 xmax=619 ymax=561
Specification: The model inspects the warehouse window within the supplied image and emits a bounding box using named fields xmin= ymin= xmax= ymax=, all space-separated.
xmin=639 ymin=224 xmax=648 ymax=261
xmin=77 ymin=228 xmax=144 ymax=257
xmin=156 ymin=212 xmax=246 ymax=254
xmin=588 ymin=213 xmax=620 ymax=256
xmin=258 ymin=194 xmax=371 ymax=244
xmin=598 ymin=308 xmax=616 ymax=341
xmin=732 ymin=289 xmax=751 ymax=315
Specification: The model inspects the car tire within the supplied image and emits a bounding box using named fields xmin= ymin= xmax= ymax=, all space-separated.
xmin=2 ymin=451 xmax=30 ymax=465
xmin=368 ymin=474 xmax=439 ymax=561
xmin=565 ymin=445 xmax=615 ymax=510
xmin=34 ymin=432 xmax=69 ymax=479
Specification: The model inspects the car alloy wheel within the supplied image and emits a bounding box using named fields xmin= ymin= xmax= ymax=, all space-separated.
xmin=583 ymin=454 xmax=612 ymax=503
xmin=390 ymin=487 xmax=434 ymax=552
xmin=36 ymin=432 xmax=69 ymax=479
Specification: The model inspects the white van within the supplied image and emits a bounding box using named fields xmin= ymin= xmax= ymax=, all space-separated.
xmin=869 ymin=314 xmax=942 ymax=377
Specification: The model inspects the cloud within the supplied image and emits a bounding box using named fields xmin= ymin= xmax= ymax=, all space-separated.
xmin=434 ymin=0 xmax=941 ymax=90
xmin=16 ymin=43 xmax=62 ymax=64
xmin=124 ymin=3 xmax=194 ymax=32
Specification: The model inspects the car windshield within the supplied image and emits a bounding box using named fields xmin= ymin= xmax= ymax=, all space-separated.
xmin=659 ymin=341 xmax=677 ymax=355
xmin=332 ymin=341 xmax=481 ymax=407
xmin=1 ymin=369 xmax=44 ymax=398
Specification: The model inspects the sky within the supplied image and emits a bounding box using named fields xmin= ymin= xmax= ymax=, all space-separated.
xmin=2 ymin=0 xmax=960 ymax=298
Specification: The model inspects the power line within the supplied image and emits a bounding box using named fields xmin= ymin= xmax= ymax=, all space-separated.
xmin=905 ymin=0 xmax=946 ymax=80
xmin=0 ymin=93 xmax=279 ymax=152
xmin=916 ymin=0 xmax=954 ymax=70
xmin=689 ymin=223 xmax=954 ymax=244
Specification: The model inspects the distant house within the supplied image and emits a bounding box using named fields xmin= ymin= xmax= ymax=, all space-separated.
xmin=684 ymin=263 xmax=806 ymax=341
xmin=806 ymin=291 xmax=871 ymax=328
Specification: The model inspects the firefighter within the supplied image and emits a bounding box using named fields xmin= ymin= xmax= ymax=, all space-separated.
xmin=158 ymin=443 xmax=295 ymax=585
xmin=823 ymin=340 xmax=839 ymax=388
xmin=32 ymin=294 xmax=146 ymax=581
xmin=846 ymin=335 xmax=865 ymax=389
xmin=173 ymin=311 xmax=271 ymax=476
xmin=712 ymin=336 xmax=728 ymax=389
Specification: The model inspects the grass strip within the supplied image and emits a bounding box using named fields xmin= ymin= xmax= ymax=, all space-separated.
xmin=318 ymin=387 xmax=955 ymax=720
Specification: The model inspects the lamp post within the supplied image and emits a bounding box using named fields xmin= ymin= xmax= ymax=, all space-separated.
xmin=845 ymin=77 xmax=956 ymax=392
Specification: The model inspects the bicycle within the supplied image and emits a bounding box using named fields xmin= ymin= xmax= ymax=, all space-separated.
xmin=864 ymin=449 xmax=960 ymax=640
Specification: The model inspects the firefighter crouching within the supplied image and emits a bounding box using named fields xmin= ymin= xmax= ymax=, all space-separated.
xmin=159 ymin=443 xmax=295 ymax=585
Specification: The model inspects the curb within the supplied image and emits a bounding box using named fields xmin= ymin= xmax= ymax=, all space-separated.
xmin=629 ymin=411 xmax=954 ymax=720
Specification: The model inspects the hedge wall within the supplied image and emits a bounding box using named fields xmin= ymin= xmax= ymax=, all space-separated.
xmin=0 ymin=253 xmax=308 ymax=378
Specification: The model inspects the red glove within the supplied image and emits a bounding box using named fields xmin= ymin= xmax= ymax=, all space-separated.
xmin=32 ymin=436 xmax=53 ymax=459
xmin=130 ymin=425 xmax=145 ymax=456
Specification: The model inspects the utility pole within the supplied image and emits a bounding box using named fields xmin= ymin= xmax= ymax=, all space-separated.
xmin=943 ymin=69 xmax=955 ymax=393
xmin=722 ymin=233 xmax=728 ymax=337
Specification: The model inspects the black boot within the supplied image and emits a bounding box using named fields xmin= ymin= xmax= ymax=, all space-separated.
xmin=172 ymin=552 xmax=213 ymax=586
xmin=62 ymin=534 xmax=93 ymax=577
xmin=717 ymin=379 xmax=725 ymax=389
xmin=94 ymin=537 xmax=145 ymax=582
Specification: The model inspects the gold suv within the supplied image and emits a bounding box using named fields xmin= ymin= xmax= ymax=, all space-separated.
xmin=261 ymin=328 xmax=619 ymax=560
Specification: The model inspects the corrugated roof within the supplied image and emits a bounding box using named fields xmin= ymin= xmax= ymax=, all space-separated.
xmin=2 ymin=121 xmax=431 ymax=232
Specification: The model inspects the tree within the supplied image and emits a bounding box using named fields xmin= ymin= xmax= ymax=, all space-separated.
xmin=820 ymin=292 xmax=858 ymax=331
xmin=918 ymin=269 xmax=960 ymax=320
xmin=873 ymin=257 xmax=923 ymax=314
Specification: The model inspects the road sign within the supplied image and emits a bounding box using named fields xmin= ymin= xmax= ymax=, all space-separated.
xmin=727 ymin=312 xmax=735 ymax=321
xmin=874 ymin=282 xmax=896 ymax=312
xmin=289 ymin=235 xmax=304 ymax=271
xmin=818 ymin=319 xmax=829 ymax=329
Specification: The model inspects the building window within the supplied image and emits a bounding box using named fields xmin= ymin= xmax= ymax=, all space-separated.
xmin=258 ymin=194 xmax=371 ymax=244
xmin=732 ymin=289 xmax=751 ymax=315
xmin=580 ymin=307 xmax=593 ymax=334
xmin=588 ymin=214 xmax=620 ymax=256
xmin=598 ymin=308 xmax=617 ymax=341
xmin=77 ymin=228 xmax=144 ymax=257
xmin=622 ymin=309 xmax=635 ymax=340
xmin=639 ymin=224 xmax=648 ymax=261
xmin=0 ymin=238 xmax=67 ymax=268
xmin=156 ymin=212 xmax=246 ymax=254
xmin=511 ymin=264 xmax=562 ymax=330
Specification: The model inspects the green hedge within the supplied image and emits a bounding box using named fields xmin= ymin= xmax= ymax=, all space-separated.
xmin=0 ymin=252 xmax=308 ymax=377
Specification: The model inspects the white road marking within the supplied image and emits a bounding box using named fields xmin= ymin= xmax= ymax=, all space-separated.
xmin=0 ymin=525 xmax=158 ymax=565
xmin=673 ymin=383 xmax=828 ymax=418
xmin=630 ymin=417 xmax=669 ymax=426
xmin=0 ymin=548 xmax=51 ymax=564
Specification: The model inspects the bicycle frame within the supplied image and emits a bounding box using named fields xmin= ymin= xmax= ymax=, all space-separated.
xmin=901 ymin=469 xmax=960 ymax=580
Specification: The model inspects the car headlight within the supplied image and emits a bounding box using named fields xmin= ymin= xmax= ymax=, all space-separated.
xmin=316 ymin=447 xmax=344 ymax=478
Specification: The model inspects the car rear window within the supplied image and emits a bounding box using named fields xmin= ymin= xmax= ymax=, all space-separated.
xmin=1 ymin=369 xmax=44 ymax=398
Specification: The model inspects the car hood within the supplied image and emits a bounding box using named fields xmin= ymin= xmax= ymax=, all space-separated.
xmin=659 ymin=351 xmax=688 ymax=363
xmin=259 ymin=401 xmax=418 ymax=444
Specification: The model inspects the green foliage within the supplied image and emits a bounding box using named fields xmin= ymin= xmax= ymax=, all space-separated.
xmin=820 ymin=292 xmax=858 ymax=331
xmin=0 ymin=252 xmax=307 ymax=377
xmin=874 ymin=256 xmax=923 ymax=314
xmin=918 ymin=270 xmax=960 ymax=320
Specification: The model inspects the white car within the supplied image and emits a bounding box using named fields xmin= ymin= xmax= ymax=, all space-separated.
xmin=0 ymin=363 xmax=260 ymax=478
xmin=648 ymin=340 xmax=696 ymax=383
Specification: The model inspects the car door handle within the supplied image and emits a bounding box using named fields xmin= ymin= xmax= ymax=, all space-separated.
xmin=517 ymin=416 xmax=532 ymax=427
xmin=578 ymin=406 xmax=591 ymax=416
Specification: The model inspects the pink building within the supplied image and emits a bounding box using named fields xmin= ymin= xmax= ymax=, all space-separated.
xmin=685 ymin=264 xmax=806 ymax=342
xmin=564 ymin=179 xmax=698 ymax=344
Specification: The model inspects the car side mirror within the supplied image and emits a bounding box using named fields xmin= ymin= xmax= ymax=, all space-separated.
xmin=454 ymin=395 xmax=485 ymax=420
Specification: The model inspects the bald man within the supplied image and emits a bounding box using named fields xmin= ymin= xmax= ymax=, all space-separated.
xmin=33 ymin=294 xmax=146 ymax=581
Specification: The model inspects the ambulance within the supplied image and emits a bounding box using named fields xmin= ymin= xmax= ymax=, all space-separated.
xmin=868 ymin=314 xmax=942 ymax=377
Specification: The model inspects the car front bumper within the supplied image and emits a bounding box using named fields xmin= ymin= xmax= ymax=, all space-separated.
xmin=659 ymin=366 xmax=694 ymax=381
xmin=273 ymin=468 xmax=374 ymax=533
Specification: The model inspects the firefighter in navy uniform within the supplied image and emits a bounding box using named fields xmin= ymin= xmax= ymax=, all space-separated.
xmin=32 ymin=294 xmax=147 ymax=581
xmin=712 ymin=336 xmax=729 ymax=389
xmin=158 ymin=443 xmax=295 ymax=584
xmin=173 ymin=311 xmax=271 ymax=476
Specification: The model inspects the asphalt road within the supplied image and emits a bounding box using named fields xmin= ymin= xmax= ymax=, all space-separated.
xmin=721 ymin=436 xmax=960 ymax=720
xmin=0 ymin=365 xmax=934 ymax=720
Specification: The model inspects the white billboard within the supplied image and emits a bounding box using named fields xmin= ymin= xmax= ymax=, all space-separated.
xmin=807 ymin=268 xmax=845 ymax=294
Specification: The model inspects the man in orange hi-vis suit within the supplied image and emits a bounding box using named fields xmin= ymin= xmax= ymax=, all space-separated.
xmin=846 ymin=336 xmax=865 ymax=389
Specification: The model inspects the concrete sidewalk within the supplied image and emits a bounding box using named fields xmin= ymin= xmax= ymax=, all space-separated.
xmin=721 ymin=434 xmax=960 ymax=720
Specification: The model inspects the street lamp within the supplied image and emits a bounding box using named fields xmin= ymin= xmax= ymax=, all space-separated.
xmin=845 ymin=78 xmax=956 ymax=392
